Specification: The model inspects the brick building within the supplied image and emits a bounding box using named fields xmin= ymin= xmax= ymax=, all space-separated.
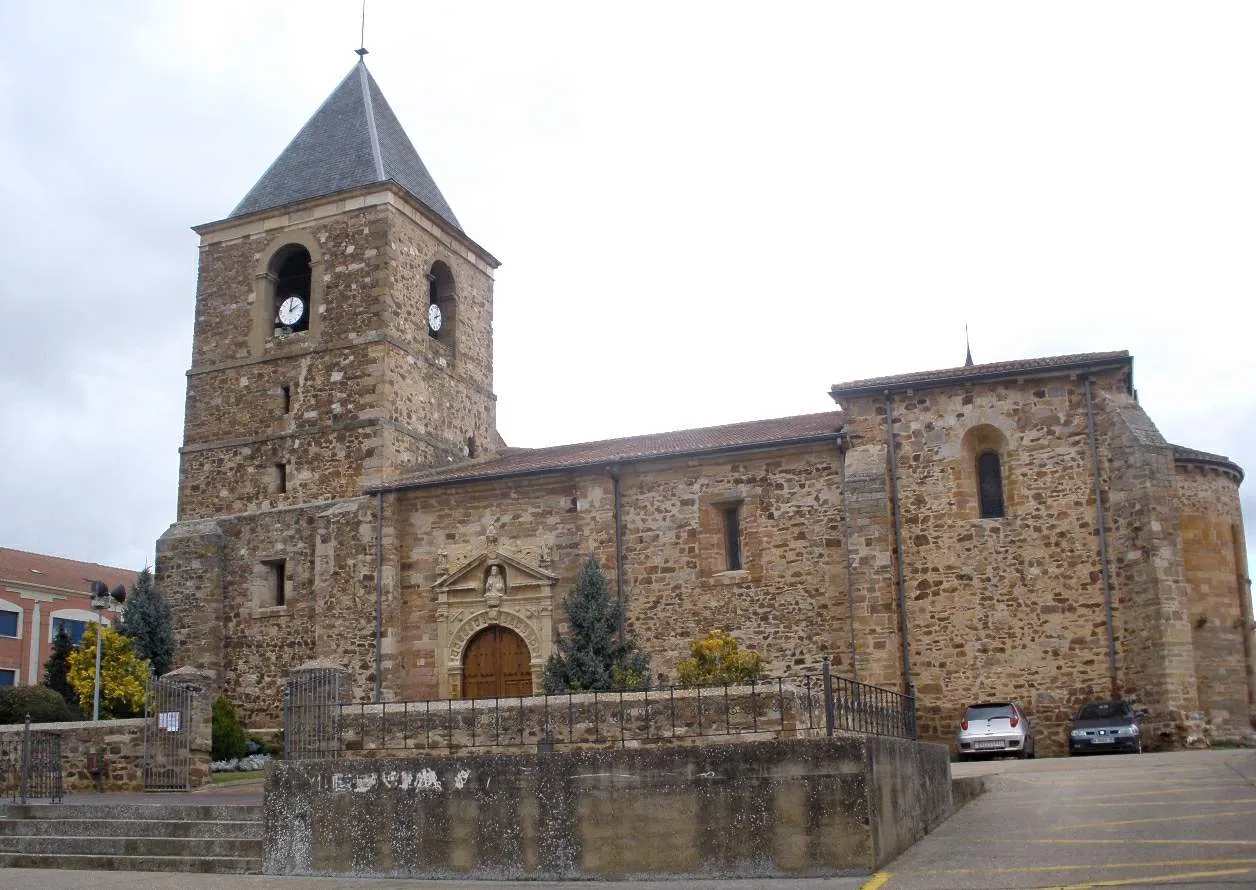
xmin=0 ymin=548 xmax=134 ymax=688
xmin=157 ymin=59 xmax=1256 ymax=752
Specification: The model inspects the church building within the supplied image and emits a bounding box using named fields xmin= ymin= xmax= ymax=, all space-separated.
xmin=157 ymin=58 xmax=1255 ymax=752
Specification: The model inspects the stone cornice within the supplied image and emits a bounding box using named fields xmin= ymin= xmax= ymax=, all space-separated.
xmin=184 ymin=332 xmax=497 ymax=402
xmin=193 ymin=182 xmax=499 ymax=272
xmin=178 ymin=417 xmax=463 ymax=459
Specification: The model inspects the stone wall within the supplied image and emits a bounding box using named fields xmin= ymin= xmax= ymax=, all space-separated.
xmin=1104 ymin=399 xmax=1199 ymax=746
xmin=1174 ymin=461 xmax=1255 ymax=737
xmin=391 ymin=441 xmax=848 ymax=703
xmin=263 ymin=737 xmax=952 ymax=878
xmin=178 ymin=190 xmax=499 ymax=522
xmin=837 ymin=369 xmax=1132 ymax=751
xmin=0 ymin=718 xmax=146 ymax=793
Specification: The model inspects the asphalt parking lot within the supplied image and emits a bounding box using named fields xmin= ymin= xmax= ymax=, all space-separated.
xmin=870 ymin=748 xmax=1256 ymax=889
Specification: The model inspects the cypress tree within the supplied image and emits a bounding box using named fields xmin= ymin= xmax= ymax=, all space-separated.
xmin=120 ymin=567 xmax=176 ymax=678
xmin=542 ymin=555 xmax=651 ymax=692
xmin=42 ymin=626 xmax=81 ymax=717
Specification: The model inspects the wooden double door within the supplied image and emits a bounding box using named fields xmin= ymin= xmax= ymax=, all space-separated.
xmin=461 ymin=626 xmax=533 ymax=699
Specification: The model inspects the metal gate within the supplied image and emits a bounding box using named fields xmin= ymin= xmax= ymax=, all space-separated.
xmin=284 ymin=668 xmax=343 ymax=760
xmin=143 ymin=677 xmax=194 ymax=790
xmin=1 ymin=719 xmax=63 ymax=803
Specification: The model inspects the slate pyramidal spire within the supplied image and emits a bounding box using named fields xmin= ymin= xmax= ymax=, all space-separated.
xmin=230 ymin=58 xmax=462 ymax=232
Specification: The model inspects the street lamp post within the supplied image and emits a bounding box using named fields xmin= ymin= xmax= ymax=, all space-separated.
xmin=88 ymin=581 xmax=127 ymax=721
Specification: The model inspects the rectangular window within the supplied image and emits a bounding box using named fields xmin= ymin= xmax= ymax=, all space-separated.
xmin=0 ymin=669 xmax=15 ymax=687
xmin=0 ymin=611 xmax=17 ymax=638
xmin=264 ymin=560 xmax=287 ymax=607
xmin=280 ymin=384 xmax=292 ymax=415
xmin=52 ymin=618 xmax=87 ymax=645
xmin=723 ymin=505 xmax=743 ymax=571
xmin=274 ymin=463 xmax=287 ymax=494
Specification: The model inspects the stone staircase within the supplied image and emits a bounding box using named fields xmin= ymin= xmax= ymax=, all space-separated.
xmin=0 ymin=801 xmax=262 ymax=873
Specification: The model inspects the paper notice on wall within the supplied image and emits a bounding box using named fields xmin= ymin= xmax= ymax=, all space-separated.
xmin=158 ymin=711 xmax=181 ymax=732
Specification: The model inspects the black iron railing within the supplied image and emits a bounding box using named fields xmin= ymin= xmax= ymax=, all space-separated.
xmin=0 ymin=716 xmax=63 ymax=803
xmin=284 ymin=661 xmax=916 ymax=759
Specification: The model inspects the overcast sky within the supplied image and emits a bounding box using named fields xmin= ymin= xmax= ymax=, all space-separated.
xmin=1 ymin=1 xmax=1253 ymax=584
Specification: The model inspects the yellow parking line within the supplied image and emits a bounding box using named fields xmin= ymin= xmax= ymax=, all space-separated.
xmin=1029 ymin=838 xmax=1256 ymax=846
xmin=1045 ymin=867 xmax=1252 ymax=889
xmin=899 ymin=857 xmax=1256 ymax=876
xmin=1036 ymin=797 xmax=1256 ymax=809
xmin=1056 ymin=809 xmax=1256 ymax=830
xmin=860 ymin=872 xmax=891 ymax=890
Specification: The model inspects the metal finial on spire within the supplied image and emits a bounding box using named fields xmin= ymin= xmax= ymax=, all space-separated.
xmin=355 ymin=0 xmax=368 ymax=58
xmin=964 ymin=323 xmax=974 ymax=367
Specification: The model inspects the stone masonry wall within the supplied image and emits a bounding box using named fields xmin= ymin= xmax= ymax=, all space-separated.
xmin=837 ymin=368 xmax=1133 ymax=753
xmin=180 ymin=194 xmax=498 ymax=521
xmin=0 ymin=719 xmax=147 ymax=793
xmin=1174 ymin=462 xmax=1255 ymax=734
xmin=392 ymin=441 xmax=848 ymax=701
xmin=1104 ymin=399 xmax=1200 ymax=746
xmin=163 ymin=497 xmax=383 ymax=728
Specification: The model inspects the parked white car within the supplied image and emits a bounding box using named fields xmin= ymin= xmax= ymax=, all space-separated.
xmin=956 ymin=701 xmax=1035 ymax=761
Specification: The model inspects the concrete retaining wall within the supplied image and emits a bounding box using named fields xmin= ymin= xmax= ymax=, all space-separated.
xmin=263 ymin=736 xmax=951 ymax=878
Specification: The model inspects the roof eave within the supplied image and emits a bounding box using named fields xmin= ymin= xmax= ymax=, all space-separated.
xmin=830 ymin=355 xmax=1134 ymax=401
xmin=366 ymin=430 xmax=846 ymax=495
xmin=192 ymin=181 xmax=501 ymax=269
xmin=1172 ymin=449 xmax=1245 ymax=483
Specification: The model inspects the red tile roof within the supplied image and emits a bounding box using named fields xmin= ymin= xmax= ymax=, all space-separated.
xmin=374 ymin=411 xmax=844 ymax=491
xmin=0 ymin=547 xmax=139 ymax=596
xmin=830 ymin=351 xmax=1132 ymax=399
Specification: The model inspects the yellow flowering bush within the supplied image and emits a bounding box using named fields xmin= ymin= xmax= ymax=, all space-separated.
xmin=675 ymin=629 xmax=764 ymax=688
xmin=66 ymin=623 xmax=149 ymax=719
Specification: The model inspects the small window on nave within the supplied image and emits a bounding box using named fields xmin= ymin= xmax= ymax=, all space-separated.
xmin=977 ymin=451 xmax=1005 ymax=519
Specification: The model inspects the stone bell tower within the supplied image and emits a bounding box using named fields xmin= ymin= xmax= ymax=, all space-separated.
xmin=175 ymin=56 xmax=501 ymax=521
xmin=158 ymin=56 xmax=501 ymax=711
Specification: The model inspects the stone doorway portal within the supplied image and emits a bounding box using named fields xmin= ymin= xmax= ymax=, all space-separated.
xmin=461 ymin=625 xmax=533 ymax=699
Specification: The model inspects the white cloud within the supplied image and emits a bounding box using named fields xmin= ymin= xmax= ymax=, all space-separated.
xmin=0 ymin=1 xmax=1252 ymax=585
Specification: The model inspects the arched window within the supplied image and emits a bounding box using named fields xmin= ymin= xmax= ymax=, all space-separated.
xmin=270 ymin=245 xmax=312 ymax=334
xmin=977 ymin=451 xmax=1005 ymax=518
xmin=962 ymin=423 xmax=1010 ymax=519
xmin=427 ymin=261 xmax=456 ymax=350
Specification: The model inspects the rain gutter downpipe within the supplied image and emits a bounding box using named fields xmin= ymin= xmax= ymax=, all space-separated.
xmin=611 ymin=466 xmax=625 ymax=648
xmin=1083 ymin=376 xmax=1119 ymax=698
xmin=836 ymin=432 xmax=859 ymax=683
xmin=375 ymin=490 xmax=384 ymax=703
xmin=883 ymin=393 xmax=914 ymax=699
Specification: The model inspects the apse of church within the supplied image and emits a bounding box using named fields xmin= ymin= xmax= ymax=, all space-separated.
xmin=157 ymin=57 xmax=1255 ymax=752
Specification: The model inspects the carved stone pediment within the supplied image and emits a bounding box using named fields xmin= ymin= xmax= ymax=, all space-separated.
xmin=433 ymin=549 xmax=558 ymax=597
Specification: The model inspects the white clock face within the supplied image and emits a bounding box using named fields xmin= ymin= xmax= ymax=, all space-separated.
xmin=428 ymin=302 xmax=443 ymax=332
xmin=277 ymin=295 xmax=305 ymax=327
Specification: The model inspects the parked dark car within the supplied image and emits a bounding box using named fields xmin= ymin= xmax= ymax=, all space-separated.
xmin=1068 ymin=700 xmax=1142 ymax=755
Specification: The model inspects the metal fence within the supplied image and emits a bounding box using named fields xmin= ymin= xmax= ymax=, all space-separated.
xmin=0 ymin=717 xmax=64 ymax=803
xmin=284 ymin=660 xmax=916 ymax=760
xmin=142 ymin=676 xmax=195 ymax=791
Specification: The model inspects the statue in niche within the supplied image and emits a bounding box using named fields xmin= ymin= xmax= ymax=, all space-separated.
xmin=484 ymin=564 xmax=506 ymax=607
xmin=486 ymin=521 xmax=498 ymax=547
xmin=436 ymin=547 xmax=449 ymax=574
xmin=539 ymin=542 xmax=552 ymax=566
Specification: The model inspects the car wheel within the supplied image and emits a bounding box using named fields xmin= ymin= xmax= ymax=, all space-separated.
xmin=1018 ymin=746 xmax=1030 ymax=760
